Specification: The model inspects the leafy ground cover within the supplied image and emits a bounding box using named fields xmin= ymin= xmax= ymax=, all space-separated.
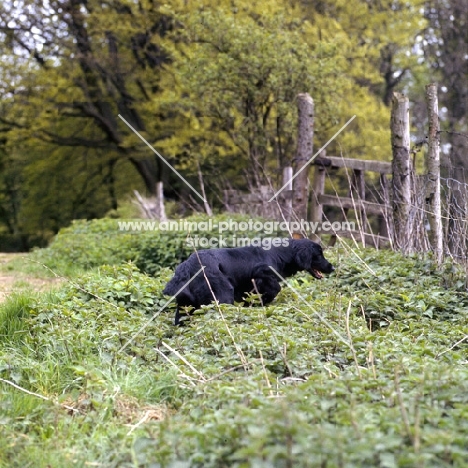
xmin=1 ymin=220 xmax=468 ymax=467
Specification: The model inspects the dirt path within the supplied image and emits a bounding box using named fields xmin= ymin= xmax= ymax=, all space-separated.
xmin=0 ymin=253 xmax=63 ymax=303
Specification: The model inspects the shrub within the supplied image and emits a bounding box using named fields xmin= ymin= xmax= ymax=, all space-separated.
xmin=31 ymin=214 xmax=285 ymax=275
xmin=2 ymin=227 xmax=468 ymax=466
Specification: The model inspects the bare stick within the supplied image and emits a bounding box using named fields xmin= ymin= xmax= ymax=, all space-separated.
xmin=345 ymin=300 xmax=362 ymax=378
xmin=154 ymin=349 xmax=198 ymax=387
xmin=162 ymin=341 xmax=206 ymax=381
xmin=437 ymin=334 xmax=468 ymax=358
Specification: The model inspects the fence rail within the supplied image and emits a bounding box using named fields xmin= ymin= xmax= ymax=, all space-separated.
xmin=314 ymin=156 xmax=392 ymax=174
xmin=224 ymin=87 xmax=468 ymax=265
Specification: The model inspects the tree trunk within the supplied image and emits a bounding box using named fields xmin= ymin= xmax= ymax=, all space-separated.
xmin=293 ymin=93 xmax=314 ymax=220
xmin=425 ymin=83 xmax=443 ymax=265
xmin=128 ymin=157 xmax=159 ymax=195
xmin=390 ymin=92 xmax=412 ymax=252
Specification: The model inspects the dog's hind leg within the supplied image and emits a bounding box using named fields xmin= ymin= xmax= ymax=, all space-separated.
xmin=193 ymin=270 xmax=235 ymax=305
xmin=174 ymin=306 xmax=192 ymax=326
xmin=173 ymin=272 xmax=235 ymax=325
xmin=253 ymin=277 xmax=281 ymax=304
xmin=172 ymin=290 xmax=197 ymax=326
xmin=251 ymin=264 xmax=282 ymax=305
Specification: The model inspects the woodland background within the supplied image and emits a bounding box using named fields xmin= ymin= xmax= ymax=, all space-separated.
xmin=0 ymin=0 xmax=467 ymax=249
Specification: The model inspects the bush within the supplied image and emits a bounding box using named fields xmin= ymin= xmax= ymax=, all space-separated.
xmin=31 ymin=214 xmax=285 ymax=275
xmin=3 ymin=222 xmax=468 ymax=467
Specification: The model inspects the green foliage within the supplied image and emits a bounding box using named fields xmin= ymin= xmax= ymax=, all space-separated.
xmin=0 ymin=0 xmax=172 ymax=244
xmin=31 ymin=214 xmax=284 ymax=276
xmin=170 ymin=8 xmax=346 ymax=163
xmin=301 ymin=0 xmax=427 ymax=101
xmin=335 ymin=249 xmax=468 ymax=327
xmin=24 ymin=264 xmax=173 ymax=366
xmin=30 ymin=218 xmax=144 ymax=274
xmin=0 ymin=292 xmax=37 ymax=343
xmin=1 ymin=0 xmax=419 ymax=243
xmin=2 ymin=241 xmax=468 ymax=466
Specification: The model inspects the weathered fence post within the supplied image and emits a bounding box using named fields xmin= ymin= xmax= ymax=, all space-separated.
xmin=378 ymin=174 xmax=390 ymax=240
xmin=293 ymin=93 xmax=314 ymax=220
xmin=425 ymin=83 xmax=443 ymax=265
xmin=309 ymin=150 xmax=326 ymax=241
xmin=353 ymin=168 xmax=367 ymax=243
xmin=282 ymin=166 xmax=293 ymax=221
xmin=134 ymin=183 xmax=167 ymax=221
xmin=390 ymin=92 xmax=412 ymax=252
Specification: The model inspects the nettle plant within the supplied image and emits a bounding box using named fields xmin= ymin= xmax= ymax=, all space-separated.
xmin=2 ymin=224 xmax=468 ymax=467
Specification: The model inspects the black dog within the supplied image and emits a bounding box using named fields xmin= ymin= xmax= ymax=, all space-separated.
xmin=163 ymin=238 xmax=334 ymax=325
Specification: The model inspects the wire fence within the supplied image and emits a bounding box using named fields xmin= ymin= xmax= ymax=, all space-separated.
xmin=439 ymin=176 xmax=468 ymax=262
xmin=222 ymin=159 xmax=468 ymax=267
xmin=318 ymin=169 xmax=468 ymax=264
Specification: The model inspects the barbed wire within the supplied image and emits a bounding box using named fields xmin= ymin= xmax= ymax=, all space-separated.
xmin=439 ymin=130 xmax=468 ymax=141
xmin=440 ymin=177 xmax=468 ymax=189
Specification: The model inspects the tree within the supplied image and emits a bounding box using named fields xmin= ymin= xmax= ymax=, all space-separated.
xmin=0 ymin=0 xmax=435 ymax=245
xmin=299 ymin=0 xmax=427 ymax=105
xmin=168 ymin=9 xmax=350 ymax=188
xmin=423 ymin=0 xmax=468 ymax=180
xmin=0 ymin=35 xmax=145 ymax=245
xmin=163 ymin=3 xmax=402 ymax=202
xmin=0 ymin=0 xmax=176 ymax=195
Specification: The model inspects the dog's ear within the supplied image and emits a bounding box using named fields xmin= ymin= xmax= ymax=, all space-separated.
xmin=292 ymin=240 xmax=322 ymax=271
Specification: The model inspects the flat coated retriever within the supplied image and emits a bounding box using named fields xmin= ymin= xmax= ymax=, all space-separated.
xmin=163 ymin=238 xmax=334 ymax=325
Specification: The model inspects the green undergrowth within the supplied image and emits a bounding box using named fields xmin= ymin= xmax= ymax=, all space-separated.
xmin=28 ymin=214 xmax=284 ymax=277
xmin=1 ymin=241 xmax=468 ymax=467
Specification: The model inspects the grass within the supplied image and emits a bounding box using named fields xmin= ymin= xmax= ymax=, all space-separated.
xmin=2 ymin=223 xmax=468 ymax=466
xmin=1 ymin=253 xmax=60 ymax=277
xmin=0 ymin=292 xmax=37 ymax=341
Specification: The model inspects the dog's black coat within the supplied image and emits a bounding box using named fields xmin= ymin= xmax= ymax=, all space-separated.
xmin=163 ymin=239 xmax=334 ymax=324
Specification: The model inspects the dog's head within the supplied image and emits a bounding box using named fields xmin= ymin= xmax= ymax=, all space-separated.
xmin=292 ymin=239 xmax=334 ymax=279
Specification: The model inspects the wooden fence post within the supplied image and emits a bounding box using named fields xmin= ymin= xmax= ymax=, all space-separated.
xmin=378 ymin=174 xmax=390 ymax=240
xmin=293 ymin=93 xmax=314 ymax=220
xmin=425 ymin=83 xmax=443 ymax=265
xmin=309 ymin=151 xmax=326 ymax=241
xmin=390 ymin=92 xmax=412 ymax=252
xmin=282 ymin=166 xmax=293 ymax=221
xmin=353 ymin=168 xmax=367 ymax=243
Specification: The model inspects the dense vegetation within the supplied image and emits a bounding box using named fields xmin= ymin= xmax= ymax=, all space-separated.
xmin=1 ymin=0 xmax=467 ymax=248
xmin=1 ymin=0 xmax=466 ymax=463
xmin=2 ymin=217 xmax=468 ymax=467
